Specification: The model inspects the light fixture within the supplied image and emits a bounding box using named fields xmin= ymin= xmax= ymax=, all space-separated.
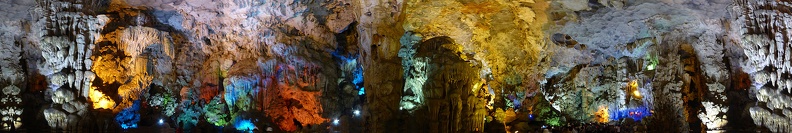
xmin=633 ymin=90 xmax=641 ymax=97
xmin=353 ymin=110 xmax=360 ymax=116
xmin=333 ymin=119 xmax=339 ymax=125
xmin=647 ymin=64 xmax=656 ymax=70
xmin=159 ymin=119 xmax=164 ymax=125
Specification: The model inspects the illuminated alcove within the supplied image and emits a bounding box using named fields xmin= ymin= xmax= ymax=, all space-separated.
xmin=0 ymin=0 xmax=789 ymax=132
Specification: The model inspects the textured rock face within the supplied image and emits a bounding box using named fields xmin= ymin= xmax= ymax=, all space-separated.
xmin=547 ymin=0 xmax=745 ymax=131
xmin=17 ymin=0 xmax=104 ymax=130
xmin=0 ymin=0 xmax=790 ymax=132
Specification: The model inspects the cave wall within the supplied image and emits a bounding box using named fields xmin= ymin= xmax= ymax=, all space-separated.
xmin=739 ymin=0 xmax=792 ymax=132
xmin=0 ymin=0 xmax=789 ymax=132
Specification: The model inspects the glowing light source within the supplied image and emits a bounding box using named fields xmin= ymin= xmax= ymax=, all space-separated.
xmin=332 ymin=49 xmax=365 ymax=96
xmin=333 ymin=119 xmax=339 ymax=125
xmin=358 ymin=87 xmax=365 ymax=95
xmin=115 ymin=101 xmax=141 ymax=129
xmin=353 ymin=110 xmax=360 ymax=116
xmin=234 ymin=119 xmax=257 ymax=131
xmin=159 ymin=119 xmax=164 ymax=125
xmin=627 ymin=80 xmax=643 ymax=99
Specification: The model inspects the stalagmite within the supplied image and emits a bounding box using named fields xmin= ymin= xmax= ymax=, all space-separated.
xmin=1 ymin=0 xmax=791 ymax=132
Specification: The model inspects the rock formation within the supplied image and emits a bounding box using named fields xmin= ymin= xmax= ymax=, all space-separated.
xmin=0 ymin=0 xmax=789 ymax=132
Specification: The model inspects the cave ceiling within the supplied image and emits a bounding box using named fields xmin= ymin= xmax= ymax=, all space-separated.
xmin=0 ymin=0 xmax=790 ymax=132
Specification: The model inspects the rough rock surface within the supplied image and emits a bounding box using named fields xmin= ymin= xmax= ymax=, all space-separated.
xmin=0 ymin=0 xmax=789 ymax=132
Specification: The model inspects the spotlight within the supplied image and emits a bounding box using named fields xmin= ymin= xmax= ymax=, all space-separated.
xmin=333 ymin=119 xmax=339 ymax=125
xmin=353 ymin=110 xmax=360 ymax=116
xmin=158 ymin=119 xmax=164 ymax=125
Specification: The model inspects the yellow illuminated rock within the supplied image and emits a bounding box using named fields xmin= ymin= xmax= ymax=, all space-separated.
xmin=403 ymin=0 xmax=550 ymax=91
xmin=0 ymin=0 xmax=776 ymax=132
xmin=594 ymin=106 xmax=610 ymax=123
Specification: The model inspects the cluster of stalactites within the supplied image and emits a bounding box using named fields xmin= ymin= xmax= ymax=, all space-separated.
xmin=95 ymin=25 xmax=175 ymax=112
xmin=34 ymin=0 xmax=107 ymax=129
xmin=0 ymin=7 xmax=27 ymax=131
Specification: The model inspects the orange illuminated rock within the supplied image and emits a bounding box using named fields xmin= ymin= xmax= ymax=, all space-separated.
xmin=263 ymin=79 xmax=327 ymax=131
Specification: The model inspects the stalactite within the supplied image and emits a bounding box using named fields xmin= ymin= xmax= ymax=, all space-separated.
xmin=34 ymin=0 xmax=103 ymax=129
xmin=3 ymin=0 xmax=786 ymax=132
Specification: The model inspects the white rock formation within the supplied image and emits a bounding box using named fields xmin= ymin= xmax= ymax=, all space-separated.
xmin=556 ymin=0 xmax=590 ymax=11
xmin=0 ymin=21 xmax=26 ymax=85
xmin=0 ymin=12 xmax=26 ymax=130
xmin=399 ymin=58 xmax=428 ymax=112
xmin=698 ymin=101 xmax=728 ymax=130
xmin=1 ymin=86 xmax=20 ymax=96
xmin=52 ymin=89 xmax=75 ymax=104
xmin=559 ymin=3 xmax=692 ymax=59
xmin=750 ymin=106 xmax=791 ymax=133
xmin=43 ymin=108 xmax=67 ymax=129
xmin=24 ymin=0 xmax=109 ymax=129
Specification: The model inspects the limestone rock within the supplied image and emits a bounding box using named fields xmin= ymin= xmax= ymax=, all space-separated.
xmin=43 ymin=108 xmax=67 ymax=129
xmin=1 ymin=86 xmax=20 ymax=96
